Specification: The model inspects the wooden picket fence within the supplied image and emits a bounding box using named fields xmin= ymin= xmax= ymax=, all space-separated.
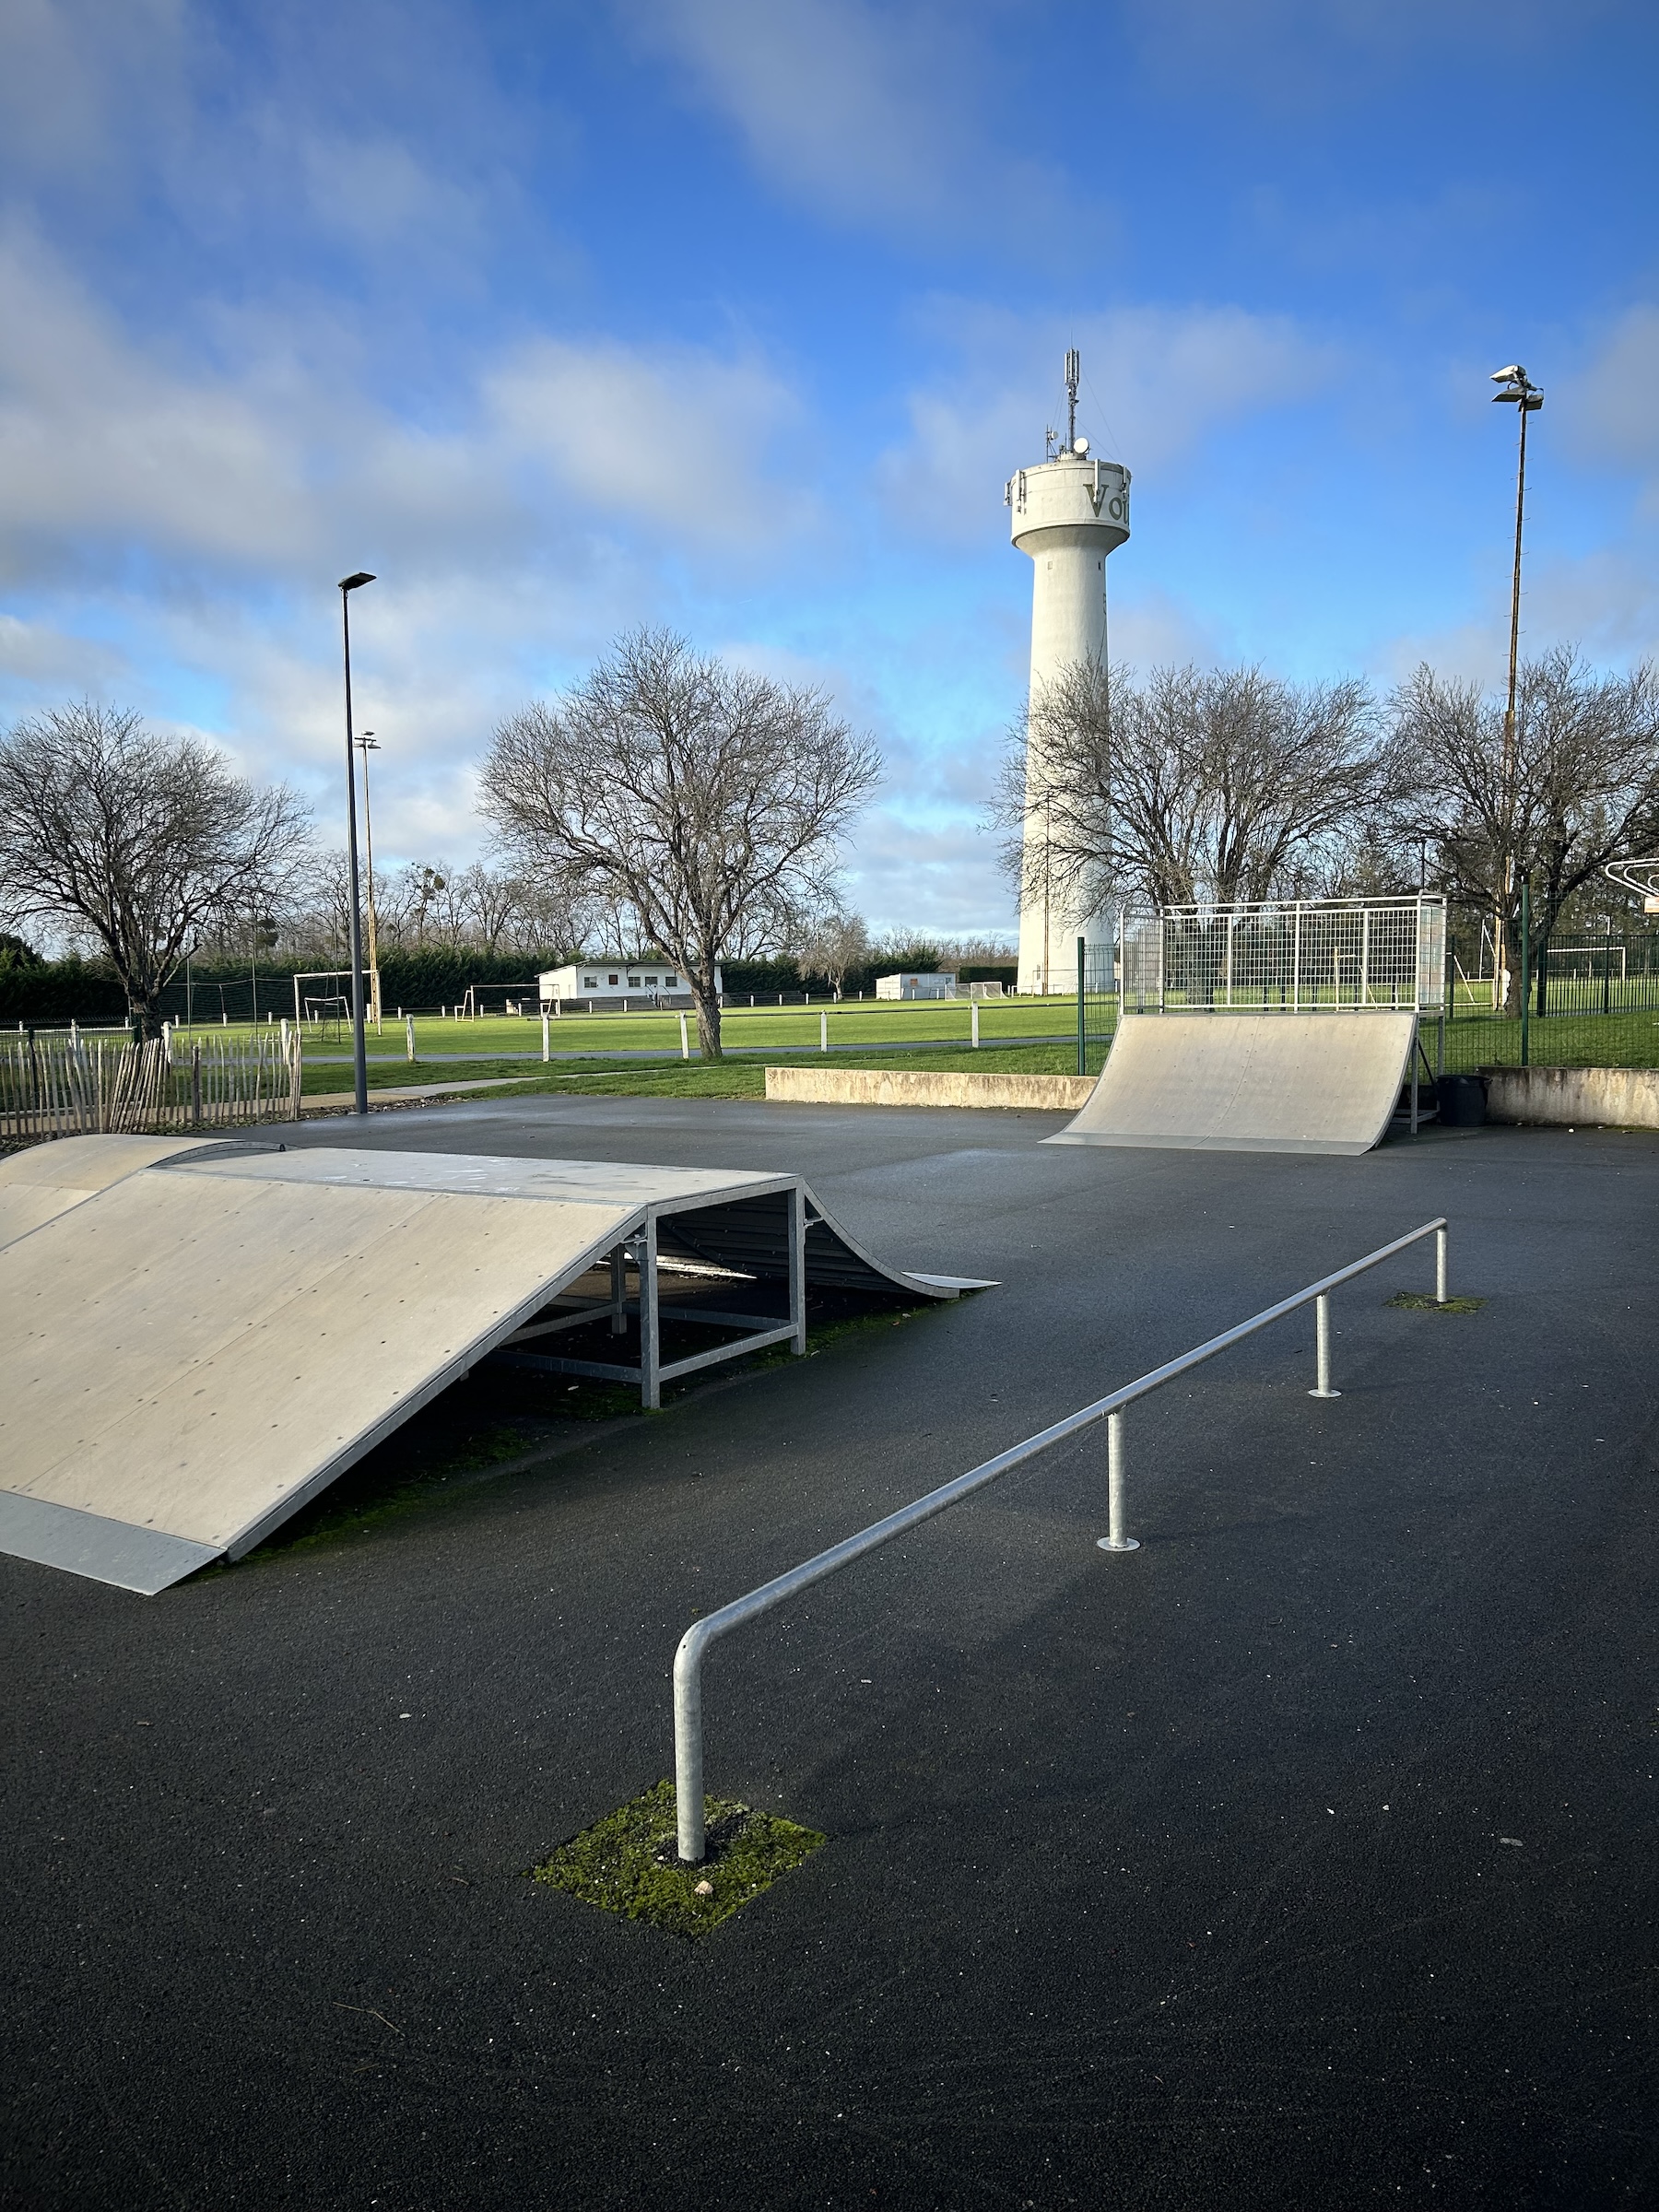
xmin=0 ymin=1032 xmax=303 ymax=1141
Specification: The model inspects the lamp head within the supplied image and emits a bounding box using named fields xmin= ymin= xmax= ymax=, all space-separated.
xmin=339 ymin=571 xmax=376 ymax=593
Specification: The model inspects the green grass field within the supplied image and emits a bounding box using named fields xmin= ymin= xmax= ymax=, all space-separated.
xmin=169 ymin=994 xmax=1077 ymax=1063
xmin=169 ymin=991 xmax=1659 ymax=1104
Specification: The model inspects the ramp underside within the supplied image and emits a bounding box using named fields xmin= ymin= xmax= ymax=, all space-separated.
xmin=1047 ymin=1012 xmax=1418 ymax=1156
xmin=0 ymin=1140 xmax=987 ymax=1594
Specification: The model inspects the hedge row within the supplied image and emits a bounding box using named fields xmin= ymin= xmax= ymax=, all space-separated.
xmin=0 ymin=949 xmax=1018 ymax=1025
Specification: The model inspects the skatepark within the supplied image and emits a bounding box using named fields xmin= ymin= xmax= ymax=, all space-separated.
xmin=3 ymin=1077 xmax=1654 ymax=2209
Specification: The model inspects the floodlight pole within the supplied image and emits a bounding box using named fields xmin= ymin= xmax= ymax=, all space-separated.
xmin=339 ymin=571 xmax=376 ymax=1115
xmin=1491 ymin=366 xmax=1542 ymax=1015
xmin=358 ymin=731 xmax=382 ymax=1030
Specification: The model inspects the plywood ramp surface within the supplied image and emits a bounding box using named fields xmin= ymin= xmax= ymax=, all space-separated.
xmin=0 ymin=1135 xmax=218 ymax=1251
xmin=0 ymin=1141 xmax=987 ymax=1595
xmin=0 ymin=1171 xmax=633 ymax=1550
xmin=1047 ymin=1012 xmax=1418 ymax=1156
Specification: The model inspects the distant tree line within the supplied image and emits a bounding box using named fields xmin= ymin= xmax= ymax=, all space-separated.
xmin=996 ymin=647 xmax=1659 ymax=1012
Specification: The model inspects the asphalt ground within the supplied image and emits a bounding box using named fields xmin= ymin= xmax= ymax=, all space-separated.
xmin=3 ymin=1099 xmax=1655 ymax=2210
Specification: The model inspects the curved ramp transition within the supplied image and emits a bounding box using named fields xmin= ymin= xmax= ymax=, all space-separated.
xmin=1047 ymin=1011 xmax=1418 ymax=1156
xmin=0 ymin=1137 xmax=991 ymax=1595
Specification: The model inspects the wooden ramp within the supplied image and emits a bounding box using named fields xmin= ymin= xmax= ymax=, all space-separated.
xmin=1047 ymin=1012 xmax=1419 ymax=1156
xmin=0 ymin=1138 xmax=988 ymax=1595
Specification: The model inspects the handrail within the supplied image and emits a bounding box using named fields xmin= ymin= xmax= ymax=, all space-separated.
xmin=670 ymin=1217 xmax=1450 ymax=1863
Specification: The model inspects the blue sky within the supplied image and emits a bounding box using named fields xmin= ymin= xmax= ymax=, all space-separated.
xmin=1 ymin=0 xmax=1655 ymax=935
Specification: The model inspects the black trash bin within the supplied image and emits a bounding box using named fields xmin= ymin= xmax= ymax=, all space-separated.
xmin=1436 ymin=1073 xmax=1487 ymax=1126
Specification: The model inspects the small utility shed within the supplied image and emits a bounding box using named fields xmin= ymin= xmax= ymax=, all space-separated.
xmin=875 ymin=973 xmax=957 ymax=1001
xmin=539 ymin=959 xmax=721 ymax=1010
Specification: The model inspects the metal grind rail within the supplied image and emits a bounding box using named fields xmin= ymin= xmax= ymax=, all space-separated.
xmin=670 ymin=1216 xmax=1451 ymax=1864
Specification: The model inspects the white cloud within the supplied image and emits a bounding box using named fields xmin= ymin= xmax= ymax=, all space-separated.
xmin=877 ymin=300 xmax=1340 ymax=544
xmin=617 ymin=0 xmax=1091 ymax=248
xmin=484 ymin=337 xmax=817 ymax=551
xmin=0 ymin=229 xmax=818 ymax=587
xmin=1565 ymin=304 xmax=1659 ymax=501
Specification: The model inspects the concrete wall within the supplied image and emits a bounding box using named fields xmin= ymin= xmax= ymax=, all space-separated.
xmin=766 ymin=1066 xmax=1095 ymax=1112
xmin=1482 ymin=1065 xmax=1659 ymax=1129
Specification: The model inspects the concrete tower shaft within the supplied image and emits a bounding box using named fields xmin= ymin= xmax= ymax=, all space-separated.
xmin=1006 ymin=447 xmax=1131 ymax=994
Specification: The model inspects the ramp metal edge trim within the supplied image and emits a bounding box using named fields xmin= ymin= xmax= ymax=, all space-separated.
xmin=0 ymin=1491 xmax=220 ymax=1595
xmin=1043 ymin=1132 xmax=1375 ymax=1155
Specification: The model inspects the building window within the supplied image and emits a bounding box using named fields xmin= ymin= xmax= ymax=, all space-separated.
xmin=665 ymin=975 xmax=678 ymax=987
xmin=628 ymin=976 xmax=641 ymax=987
xmin=583 ymin=977 xmax=597 ymax=988
xmin=644 ymin=975 xmax=658 ymax=986
xmin=607 ymin=974 xmax=618 ymax=986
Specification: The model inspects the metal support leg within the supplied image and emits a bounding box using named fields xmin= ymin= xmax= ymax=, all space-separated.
xmin=1309 ymin=1292 xmax=1341 ymax=1398
xmin=1096 ymin=1408 xmax=1139 ymax=1552
xmin=640 ymin=1216 xmax=660 ymax=1409
xmin=1436 ymin=1225 xmax=1449 ymax=1306
xmin=788 ymin=1185 xmax=807 ymax=1355
xmin=609 ymin=1246 xmax=628 ymax=1335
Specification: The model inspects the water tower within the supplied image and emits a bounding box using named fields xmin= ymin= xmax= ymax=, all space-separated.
xmin=1006 ymin=349 xmax=1130 ymax=994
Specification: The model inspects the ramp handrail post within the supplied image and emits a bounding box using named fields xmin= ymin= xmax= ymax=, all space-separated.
xmin=675 ymin=1625 xmax=709 ymax=1863
xmin=1309 ymin=1291 xmax=1341 ymax=1399
xmin=1436 ymin=1224 xmax=1448 ymax=1304
xmin=1097 ymin=1407 xmax=1138 ymax=1552
xmin=609 ymin=1245 xmax=628 ymax=1335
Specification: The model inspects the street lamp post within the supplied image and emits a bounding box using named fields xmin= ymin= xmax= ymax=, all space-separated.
xmin=1490 ymin=364 xmax=1543 ymax=1016
xmin=357 ymin=730 xmax=382 ymax=1031
xmin=338 ymin=571 xmax=376 ymax=1114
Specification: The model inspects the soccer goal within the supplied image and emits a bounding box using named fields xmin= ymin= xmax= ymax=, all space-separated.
xmin=461 ymin=982 xmax=538 ymax=1019
xmin=292 ymin=970 xmax=381 ymax=1041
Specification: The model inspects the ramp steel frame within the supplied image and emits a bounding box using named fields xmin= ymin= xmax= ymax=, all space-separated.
xmin=488 ymin=1188 xmax=807 ymax=1408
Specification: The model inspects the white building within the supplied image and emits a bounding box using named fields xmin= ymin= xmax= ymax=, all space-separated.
xmin=538 ymin=959 xmax=719 ymax=1011
xmin=875 ymin=972 xmax=957 ymax=1001
xmin=1006 ymin=349 xmax=1131 ymax=994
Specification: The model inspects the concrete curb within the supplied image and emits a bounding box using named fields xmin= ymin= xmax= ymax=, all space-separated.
xmin=1480 ymin=1064 xmax=1659 ymax=1129
xmin=765 ymin=1065 xmax=1095 ymax=1111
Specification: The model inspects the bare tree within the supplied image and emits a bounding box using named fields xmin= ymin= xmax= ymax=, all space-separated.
xmin=0 ymin=702 xmax=309 ymax=1037
xmin=1384 ymin=649 xmax=1659 ymax=1011
xmin=481 ymin=629 xmax=880 ymax=1056
xmin=994 ymin=661 xmax=1382 ymax=919
xmin=796 ymin=905 xmax=870 ymax=996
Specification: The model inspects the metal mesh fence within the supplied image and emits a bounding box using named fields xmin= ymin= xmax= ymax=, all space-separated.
xmin=1074 ymin=901 xmax=1659 ymax=1080
xmin=1120 ymin=899 xmax=1446 ymax=1015
xmin=1437 ymin=915 xmax=1659 ymax=1072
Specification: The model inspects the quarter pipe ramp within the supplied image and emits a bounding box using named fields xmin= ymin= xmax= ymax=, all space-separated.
xmin=1046 ymin=1011 xmax=1419 ymax=1156
xmin=0 ymin=1138 xmax=989 ymax=1596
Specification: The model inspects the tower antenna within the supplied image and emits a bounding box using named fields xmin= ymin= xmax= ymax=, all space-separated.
xmin=1064 ymin=348 xmax=1080 ymax=451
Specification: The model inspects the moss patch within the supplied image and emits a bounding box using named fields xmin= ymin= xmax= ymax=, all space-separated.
xmin=531 ymin=1780 xmax=825 ymax=1936
xmin=1387 ymin=1290 xmax=1487 ymax=1313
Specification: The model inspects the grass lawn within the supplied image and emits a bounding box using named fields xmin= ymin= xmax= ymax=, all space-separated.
xmin=171 ymin=994 xmax=1078 ymax=1063
xmin=296 ymin=1035 xmax=1100 ymax=1106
